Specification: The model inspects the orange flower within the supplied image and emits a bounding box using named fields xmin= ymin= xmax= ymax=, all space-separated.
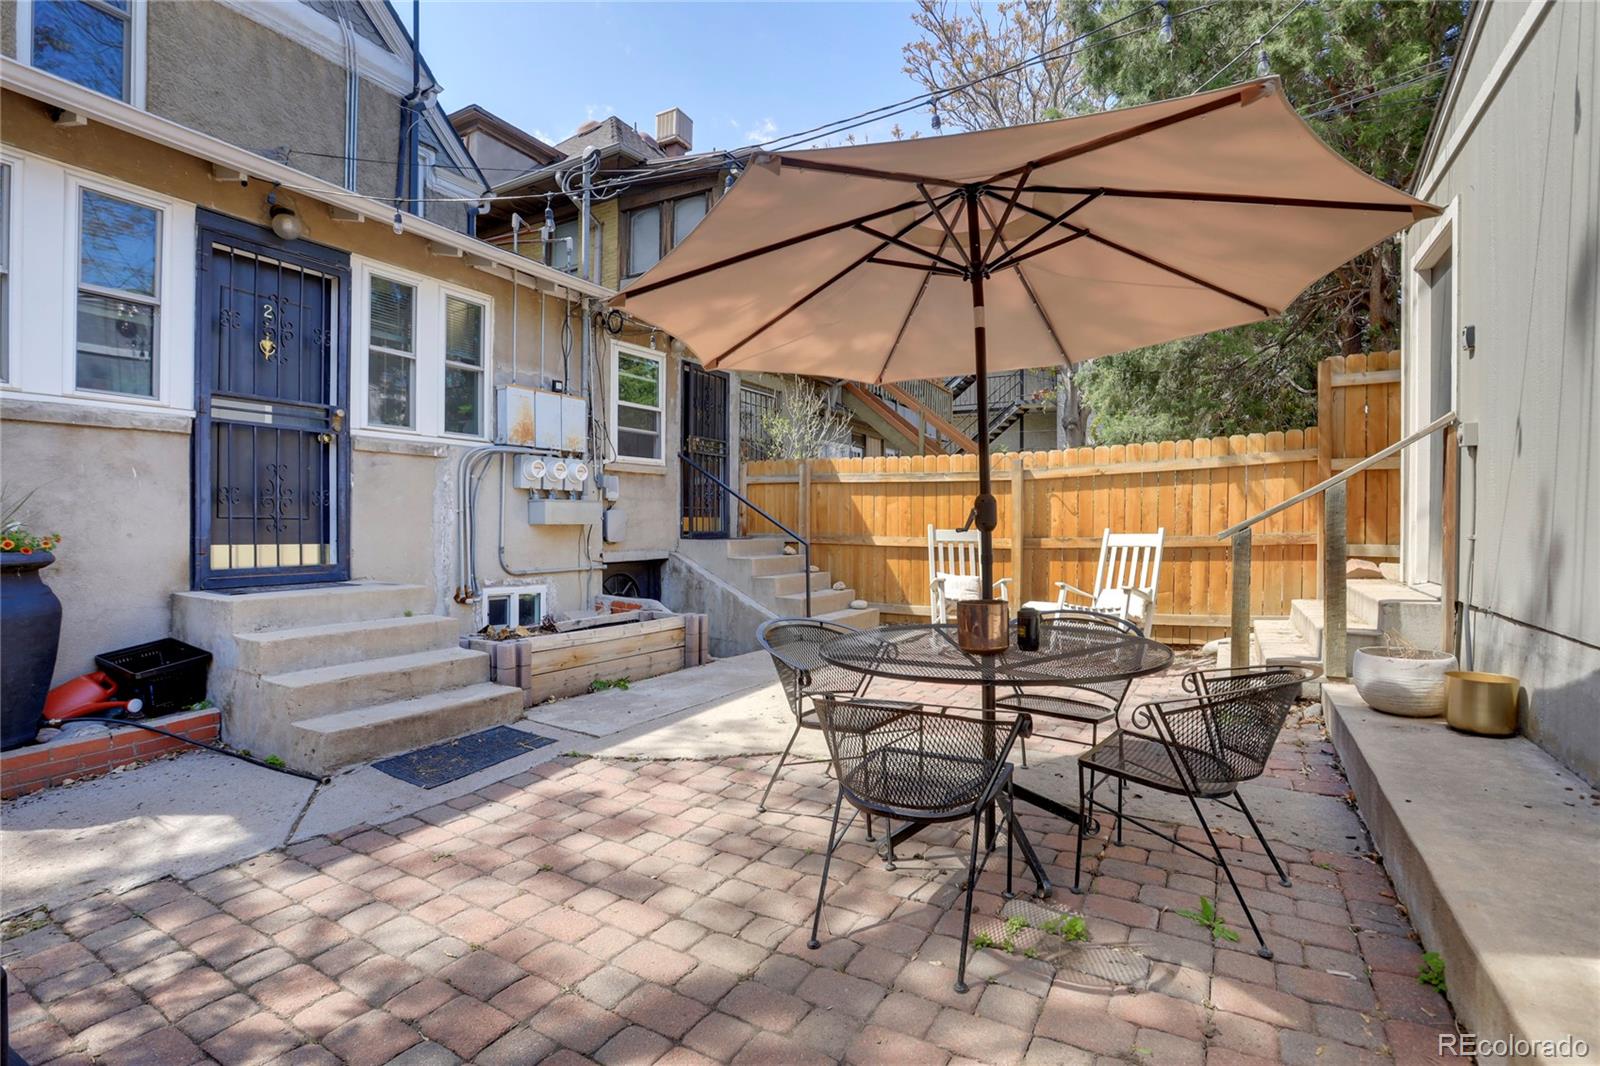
xmin=0 ymin=540 xmax=12 ymax=551
xmin=40 ymin=539 xmax=54 ymax=550
xmin=18 ymin=546 xmax=32 ymax=555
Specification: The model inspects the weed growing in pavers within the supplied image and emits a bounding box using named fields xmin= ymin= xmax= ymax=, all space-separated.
xmin=1418 ymin=951 xmax=1447 ymax=994
xmin=0 ymin=909 xmax=48 ymax=940
xmin=1176 ymin=897 xmax=1239 ymax=942
xmin=972 ymin=931 xmax=1001 ymax=951
xmin=589 ymin=678 xmax=631 ymax=692
xmin=1040 ymin=913 xmax=1090 ymax=943
xmin=264 ymin=755 xmax=285 ymax=769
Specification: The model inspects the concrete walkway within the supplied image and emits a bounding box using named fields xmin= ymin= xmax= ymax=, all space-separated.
xmin=3 ymin=652 xmax=1464 ymax=1065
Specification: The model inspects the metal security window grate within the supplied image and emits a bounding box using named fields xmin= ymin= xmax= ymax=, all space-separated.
xmin=739 ymin=384 xmax=777 ymax=461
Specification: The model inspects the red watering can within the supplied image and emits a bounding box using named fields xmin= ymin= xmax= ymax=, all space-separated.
xmin=43 ymin=672 xmax=143 ymax=721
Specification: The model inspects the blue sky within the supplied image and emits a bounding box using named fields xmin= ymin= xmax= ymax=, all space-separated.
xmin=421 ymin=1 xmax=932 ymax=163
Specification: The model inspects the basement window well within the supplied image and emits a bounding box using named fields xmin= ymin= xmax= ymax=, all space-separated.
xmin=479 ymin=585 xmax=546 ymax=631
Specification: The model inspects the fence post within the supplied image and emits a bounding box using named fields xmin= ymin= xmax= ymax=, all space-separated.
xmin=1315 ymin=357 xmax=1334 ymax=598
xmin=1230 ymin=529 xmax=1252 ymax=668
xmin=1010 ymin=462 xmax=1027 ymax=612
xmin=1324 ymin=481 xmax=1349 ymax=679
xmin=798 ymin=462 xmax=812 ymax=543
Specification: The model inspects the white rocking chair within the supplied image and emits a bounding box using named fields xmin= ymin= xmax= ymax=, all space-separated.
xmin=1025 ymin=528 xmax=1165 ymax=635
xmin=928 ymin=525 xmax=1010 ymax=624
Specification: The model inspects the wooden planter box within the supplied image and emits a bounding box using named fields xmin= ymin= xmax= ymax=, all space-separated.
xmin=464 ymin=613 xmax=709 ymax=708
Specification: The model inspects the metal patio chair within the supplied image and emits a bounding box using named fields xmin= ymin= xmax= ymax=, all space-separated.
xmin=808 ymin=698 xmax=1036 ymax=993
xmin=1072 ymin=664 xmax=1319 ymax=958
xmin=755 ymin=618 xmax=916 ymax=820
xmin=996 ymin=609 xmax=1140 ymax=787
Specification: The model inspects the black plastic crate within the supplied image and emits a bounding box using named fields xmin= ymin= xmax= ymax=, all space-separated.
xmin=95 ymin=638 xmax=212 ymax=716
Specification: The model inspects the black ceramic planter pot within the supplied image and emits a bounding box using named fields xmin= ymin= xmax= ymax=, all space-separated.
xmin=1 ymin=551 xmax=62 ymax=750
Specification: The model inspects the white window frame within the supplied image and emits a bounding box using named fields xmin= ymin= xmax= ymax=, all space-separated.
xmin=363 ymin=269 xmax=419 ymax=430
xmin=476 ymin=583 xmax=548 ymax=631
xmin=15 ymin=0 xmax=149 ymax=109
xmin=351 ymin=258 xmax=493 ymax=443
xmin=0 ymin=160 xmax=13 ymax=385
xmin=1401 ymin=196 xmax=1461 ymax=591
xmin=71 ymin=182 xmax=163 ymax=401
xmin=624 ymin=204 xmax=662 ymax=281
xmin=610 ymin=340 xmax=666 ymax=466
xmin=439 ymin=284 xmax=490 ymax=441
xmin=0 ymin=149 xmax=193 ymax=412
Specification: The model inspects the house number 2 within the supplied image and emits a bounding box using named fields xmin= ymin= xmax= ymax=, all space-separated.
xmin=259 ymin=302 xmax=277 ymax=360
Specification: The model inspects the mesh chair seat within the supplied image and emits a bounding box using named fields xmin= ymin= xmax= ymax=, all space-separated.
xmin=996 ymin=691 xmax=1119 ymax=725
xmin=844 ymin=745 xmax=994 ymax=816
xmin=1079 ymin=732 xmax=1236 ymax=798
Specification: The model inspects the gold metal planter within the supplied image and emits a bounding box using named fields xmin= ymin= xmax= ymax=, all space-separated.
xmin=1444 ymin=671 xmax=1520 ymax=737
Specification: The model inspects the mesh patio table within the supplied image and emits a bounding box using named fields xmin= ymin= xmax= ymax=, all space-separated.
xmin=821 ymin=621 xmax=1174 ymax=896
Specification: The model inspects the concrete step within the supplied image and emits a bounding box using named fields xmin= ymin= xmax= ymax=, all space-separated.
xmin=1325 ymin=685 xmax=1600 ymax=1061
xmin=1290 ymin=598 xmax=1384 ymax=655
xmin=724 ymin=536 xmax=793 ymax=559
xmin=753 ymin=569 xmax=835 ymax=598
xmin=1347 ymin=579 xmax=1443 ymax=648
xmin=234 ymin=615 xmax=460 ymax=675
xmin=289 ymin=682 xmax=524 ymax=775
xmin=1249 ymin=618 xmax=1323 ymax=695
xmin=820 ymin=605 xmax=880 ymax=630
xmin=744 ymin=553 xmax=809 ymax=577
xmin=259 ymin=646 xmax=491 ymax=721
xmin=174 ymin=582 xmax=429 ymax=635
xmin=775 ymin=587 xmax=853 ymax=615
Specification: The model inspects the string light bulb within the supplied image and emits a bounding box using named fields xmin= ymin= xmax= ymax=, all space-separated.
xmin=392 ymin=211 xmax=404 ymax=236
xmin=725 ymin=164 xmax=740 ymax=192
xmin=1257 ymin=47 xmax=1271 ymax=77
xmin=1158 ymin=0 xmax=1173 ymax=42
xmin=930 ymin=99 xmax=942 ymax=133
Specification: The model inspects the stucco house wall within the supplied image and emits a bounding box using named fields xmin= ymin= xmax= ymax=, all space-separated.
xmin=1401 ymin=0 xmax=1600 ymax=781
xmin=1 ymin=88 xmax=605 ymax=685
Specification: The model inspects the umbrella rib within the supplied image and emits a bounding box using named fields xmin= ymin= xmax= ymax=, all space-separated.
xmin=918 ymin=183 xmax=970 ymax=269
xmin=983 ymin=190 xmax=1277 ymax=317
xmin=981 ymin=165 xmax=1033 ymax=265
xmin=983 ymin=88 xmax=1248 ymax=184
xmin=855 ymin=223 xmax=969 ymax=274
xmin=1026 ymin=186 xmax=1423 ymax=213
xmin=975 ymin=197 xmax=1073 ymax=366
xmin=985 ymin=191 xmax=1102 ymax=272
xmin=874 ymin=229 xmax=953 ymax=386
xmin=774 ymin=154 xmax=958 ymax=187
xmin=621 ymin=195 xmax=935 ymax=300
xmin=704 ymin=195 xmax=960 ymax=369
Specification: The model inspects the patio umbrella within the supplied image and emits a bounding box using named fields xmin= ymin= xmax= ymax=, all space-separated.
xmin=611 ymin=77 xmax=1438 ymax=594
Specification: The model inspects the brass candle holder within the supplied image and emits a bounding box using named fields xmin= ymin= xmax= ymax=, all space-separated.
xmin=956 ymin=599 xmax=1009 ymax=655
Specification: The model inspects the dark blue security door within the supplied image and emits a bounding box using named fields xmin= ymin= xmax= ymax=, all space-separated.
xmin=193 ymin=212 xmax=351 ymax=590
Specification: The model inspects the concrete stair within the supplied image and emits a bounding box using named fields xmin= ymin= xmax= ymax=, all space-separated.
xmin=174 ymin=582 xmax=522 ymax=776
xmin=666 ymin=536 xmax=880 ymax=656
xmin=1236 ymin=578 xmax=1443 ymax=684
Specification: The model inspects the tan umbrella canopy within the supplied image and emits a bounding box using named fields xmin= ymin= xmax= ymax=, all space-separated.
xmin=612 ymin=76 xmax=1437 ymax=592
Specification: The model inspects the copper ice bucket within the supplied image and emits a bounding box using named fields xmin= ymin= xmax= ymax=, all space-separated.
xmin=956 ymin=599 xmax=1009 ymax=655
xmin=1445 ymin=671 xmax=1519 ymax=737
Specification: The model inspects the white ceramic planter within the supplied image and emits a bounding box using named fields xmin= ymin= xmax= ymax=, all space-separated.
xmin=1351 ymin=647 xmax=1458 ymax=717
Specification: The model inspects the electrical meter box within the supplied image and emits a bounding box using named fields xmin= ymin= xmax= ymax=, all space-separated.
xmin=528 ymin=498 xmax=603 ymax=526
xmin=497 ymin=386 xmax=588 ymax=452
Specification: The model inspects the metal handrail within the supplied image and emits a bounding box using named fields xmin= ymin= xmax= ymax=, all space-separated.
xmin=678 ymin=451 xmax=812 ymax=617
xmin=1217 ymin=410 xmax=1458 ymax=540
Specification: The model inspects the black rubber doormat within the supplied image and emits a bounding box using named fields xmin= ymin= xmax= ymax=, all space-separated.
xmin=372 ymin=726 xmax=557 ymax=788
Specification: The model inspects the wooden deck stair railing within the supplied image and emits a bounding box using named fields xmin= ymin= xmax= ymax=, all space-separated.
xmin=1216 ymin=410 xmax=1459 ymax=678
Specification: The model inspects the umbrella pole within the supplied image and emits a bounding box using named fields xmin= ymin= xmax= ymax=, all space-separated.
xmin=966 ymin=185 xmax=1001 ymax=849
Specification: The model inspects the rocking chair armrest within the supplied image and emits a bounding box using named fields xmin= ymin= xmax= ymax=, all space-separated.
xmin=993 ymin=578 xmax=1011 ymax=602
xmin=1054 ymin=581 xmax=1094 ymax=604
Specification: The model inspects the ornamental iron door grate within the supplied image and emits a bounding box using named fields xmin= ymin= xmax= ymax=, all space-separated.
xmin=193 ymin=214 xmax=351 ymax=589
xmin=681 ymin=363 xmax=731 ymax=538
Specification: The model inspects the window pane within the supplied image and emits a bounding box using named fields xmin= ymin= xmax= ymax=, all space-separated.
xmin=516 ymin=593 xmax=541 ymax=627
xmin=368 ymin=349 xmax=414 ymax=427
xmin=445 ymin=296 xmax=483 ymax=367
xmin=672 ymin=195 xmax=707 ymax=247
xmin=445 ymin=365 xmax=481 ymax=436
xmin=486 ymin=595 xmax=509 ymax=628
xmin=369 ymin=276 xmax=414 ymax=353
xmin=617 ymin=405 xmax=659 ymax=434
xmin=80 ymin=189 xmax=158 ymax=297
xmin=76 ymin=293 xmax=154 ymax=396
xmin=32 ymin=0 xmax=128 ymax=100
xmin=627 ymin=206 xmax=661 ymax=276
xmin=617 ymin=429 xmax=659 ymax=460
xmin=617 ymin=353 xmax=660 ymax=407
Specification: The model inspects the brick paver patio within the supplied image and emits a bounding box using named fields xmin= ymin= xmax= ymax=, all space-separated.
xmin=3 ymin=667 xmax=1457 ymax=1065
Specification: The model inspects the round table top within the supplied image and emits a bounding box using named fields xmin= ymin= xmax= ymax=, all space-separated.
xmin=821 ymin=621 xmax=1174 ymax=688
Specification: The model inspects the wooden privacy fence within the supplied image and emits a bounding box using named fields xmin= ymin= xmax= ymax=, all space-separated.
xmin=739 ymin=352 xmax=1402 ymax=646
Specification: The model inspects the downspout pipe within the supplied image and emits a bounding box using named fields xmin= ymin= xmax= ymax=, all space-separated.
xmin=408 ymin=0 xmax=422 ymax=216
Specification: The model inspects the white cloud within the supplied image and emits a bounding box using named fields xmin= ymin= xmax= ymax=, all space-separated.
xmin=745 ymin=118 xmax=778 ymax=144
